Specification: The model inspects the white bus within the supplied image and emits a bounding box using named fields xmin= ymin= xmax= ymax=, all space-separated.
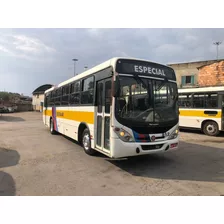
xmin=178 ymin=86 xmax=224 ymax=136
xmin=43 ymin=57 xmax=179 ymax=158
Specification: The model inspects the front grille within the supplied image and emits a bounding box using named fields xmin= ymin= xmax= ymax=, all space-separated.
xmin=153 ymin=136 xmax=164 ymax=140
xmin=135 ymin=135 xmax=150 ymax=142
xmin=132 ymin=126 xmax=173 ymax=134
xmin=133 ymin=130 xmax=166 ymax=142
xmin=141 ymin=144 xmax=164 ymax=151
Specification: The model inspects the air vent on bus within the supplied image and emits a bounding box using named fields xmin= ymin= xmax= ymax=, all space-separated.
xmin=141 ymin=144 xmax=164 ymax=151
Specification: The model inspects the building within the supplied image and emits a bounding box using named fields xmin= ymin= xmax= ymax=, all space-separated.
xmin=32 ymin=84 xmax=53 ymax=112
xmin=197 ymin=60 xmax=224 ymax=87
xmin=167 ymin=59 xmax=224 ymax=88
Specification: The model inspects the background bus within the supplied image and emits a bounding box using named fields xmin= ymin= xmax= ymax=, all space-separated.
xmin=43 ymin=57 xmax=179 ymax=158
xmin=178 ymin=86 xmax=224 ymax=136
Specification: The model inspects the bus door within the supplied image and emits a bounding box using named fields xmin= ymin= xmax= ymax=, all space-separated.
xmin=96 ymin=78 xmax=112 ymax=153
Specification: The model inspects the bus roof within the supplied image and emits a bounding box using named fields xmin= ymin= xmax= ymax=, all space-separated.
xmin=45 ymin=57 xmax=174 ymax=94
xmin=178 ymin=86 xmax=224 ymax=93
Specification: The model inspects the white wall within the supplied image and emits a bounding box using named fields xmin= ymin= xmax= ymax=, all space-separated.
xmin=32 ymin=94 xmax=44 ymax=111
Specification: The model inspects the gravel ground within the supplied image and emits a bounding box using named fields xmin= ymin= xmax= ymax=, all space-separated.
xmin=0 ymin=112 xmax=224 ymax=196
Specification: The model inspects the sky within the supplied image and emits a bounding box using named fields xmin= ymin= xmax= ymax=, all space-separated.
xmin=0 ymin=28 xmax=224 ymax=96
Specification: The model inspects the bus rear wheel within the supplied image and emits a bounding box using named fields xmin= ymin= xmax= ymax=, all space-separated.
xmin=82 ymin=128 xmax=96 ymax=155
xmin=50 ymin=118 xmax=56 ymax=135
xmin=203 ymin=121 xmax=219 ymax=136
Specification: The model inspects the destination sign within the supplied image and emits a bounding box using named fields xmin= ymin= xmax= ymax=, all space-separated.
xmin=115 ymin=59 xmax=176 ymax=81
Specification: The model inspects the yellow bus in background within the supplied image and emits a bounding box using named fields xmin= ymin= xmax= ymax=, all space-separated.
xmin=178 ymin=86 xmax=224 ymax=136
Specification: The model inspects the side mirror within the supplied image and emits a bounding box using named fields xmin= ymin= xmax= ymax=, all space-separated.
xmin=113 ymin=79 xmax=120 ymax=97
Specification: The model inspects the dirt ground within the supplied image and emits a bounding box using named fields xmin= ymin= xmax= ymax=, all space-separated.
xmin=0 ymin=112 xmax=224 ymax=196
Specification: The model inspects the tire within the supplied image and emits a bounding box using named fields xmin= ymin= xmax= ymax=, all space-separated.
xmin=203 ymin=121 xmax=219 ymax=136
xmin=50 ymin=118 xmax=57 ymax=135
xmin=82 ymin=128 xmax=96 ymax=155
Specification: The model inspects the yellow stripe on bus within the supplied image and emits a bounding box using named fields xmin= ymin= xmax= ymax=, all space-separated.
xmin=44 ymin=109 xmax=94 ymax=124
xmin=44 ymin=110 xmax=52 ymax=117
xmin=179 ymin=109 xmax=222 ymax=118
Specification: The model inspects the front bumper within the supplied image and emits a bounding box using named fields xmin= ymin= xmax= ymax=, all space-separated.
xmin=111 ymin=137 xmax=179 ymax=158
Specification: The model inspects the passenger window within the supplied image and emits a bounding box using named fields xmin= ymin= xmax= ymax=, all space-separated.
xmin=193 ymin=94 xmax=205 ymax=108
xmin=205 ymin=93 xmax=218 ymax=108
xmin=81 ymin=76 xmax=94 ymax=104
xmin=82 ymin=76 xmax=94 ymax=92
xmin=178 ymin=93 xmax=192 ymax=108
xmin=49 ymin=91 xmax=54 ymax=106
xmin=70 ymin=81 xmax=80 ymax=105
xmin=70 ymin=83 xmax=75 ymax=94
xmin=61 ymin=85 xmax=69 ymax=106
xmin=55 ymin=88 xmax=62 ymax=106
xmin=75 ymin=82 xmax=80 ymax=92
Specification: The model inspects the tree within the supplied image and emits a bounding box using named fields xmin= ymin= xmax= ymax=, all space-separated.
xmin=0 ymin=91 xmax=21 ymax=103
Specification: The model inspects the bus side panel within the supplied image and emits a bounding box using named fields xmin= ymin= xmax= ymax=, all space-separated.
xmin=49 ymin=106 xmax=95 ymax=142
xmin=179 ymin=109 xmax=222 ymax=130
xmin=56 ymin=118 xmax=94 ymax=143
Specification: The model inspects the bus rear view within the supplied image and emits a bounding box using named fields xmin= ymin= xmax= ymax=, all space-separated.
xmin=110 ymin=58 xmax=179 ymax=158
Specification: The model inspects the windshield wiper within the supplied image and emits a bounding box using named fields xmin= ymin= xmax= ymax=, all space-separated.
xmin=155 ymin=77 xmax=168 ymax=91
xmin=132 ymin=73 xmax=152 ymax=104
xmin=133 ymin=74 xmax=148 ymax=89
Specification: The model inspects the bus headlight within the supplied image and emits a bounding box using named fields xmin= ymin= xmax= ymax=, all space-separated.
xmin=167 ymin=127 xmax=179 ymax=140
xmin=113 ymin=127 xmax=134 ymax=142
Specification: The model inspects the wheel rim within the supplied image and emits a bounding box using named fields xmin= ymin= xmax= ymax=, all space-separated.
xmin=83 ymin=133 xmax=90 ymax=151
xmin=206 ymin=124 xmax=216 ymax=134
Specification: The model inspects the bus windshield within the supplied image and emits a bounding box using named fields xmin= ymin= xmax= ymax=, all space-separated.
xmin=115 ymin=75 xmax=178 ymax=124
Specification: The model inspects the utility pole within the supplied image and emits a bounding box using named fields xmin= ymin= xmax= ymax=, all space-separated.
xmin=72 ymin=58 xmax=78 ymax=76
xmin=213 ymin=42 xmax=222 ymax=60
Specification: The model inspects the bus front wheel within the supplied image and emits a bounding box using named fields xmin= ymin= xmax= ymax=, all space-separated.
xmin=82 ymin=128 xmax=96 ymax=156
xmin=203 ymin=121 xmax=219 ymax=136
